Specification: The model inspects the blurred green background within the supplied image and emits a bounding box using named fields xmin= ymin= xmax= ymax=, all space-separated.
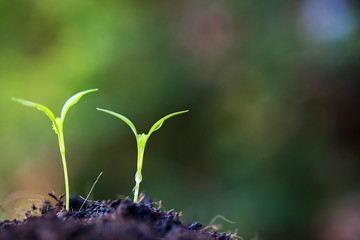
xmin=1 ymin=0 xmax=360 ymax=239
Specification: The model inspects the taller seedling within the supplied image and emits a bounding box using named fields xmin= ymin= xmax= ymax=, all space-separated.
xmin=12 ymin=89 xmax=98 ymax=211
xmin=97 ymin=108 xmax=188 ymax=203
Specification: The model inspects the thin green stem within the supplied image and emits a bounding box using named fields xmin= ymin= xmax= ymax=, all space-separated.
xmin=133 ymin=145 xmax=145 ymax=203
xmin=133 ymin=177 xmax=140 ymax=203
xmin=58 ymin=130 xmax=70 ymax=211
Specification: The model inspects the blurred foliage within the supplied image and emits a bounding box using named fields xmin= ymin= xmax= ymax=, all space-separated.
xmin=1 ymin=1 xmax=360 ymax=239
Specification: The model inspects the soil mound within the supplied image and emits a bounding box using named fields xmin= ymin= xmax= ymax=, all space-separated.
xmin=0 ymin=194 xmax=234 ymax=240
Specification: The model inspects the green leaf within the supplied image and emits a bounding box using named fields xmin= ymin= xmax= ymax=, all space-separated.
xmin=148 ymin=110 xmax=189 ymax=137
xmin=96 ymin=108 xmax=138 ymax=137
xmin=60 ymin=89 xmax=98 ymax=122
xmin=11 ymin=97 xmax=56 ymax=124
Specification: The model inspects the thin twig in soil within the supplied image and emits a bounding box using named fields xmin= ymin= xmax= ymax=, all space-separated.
xmin=79 ymin=172 xmax=103 ymax=211
xmin=209 ymin=214 xmax=236 ymax=225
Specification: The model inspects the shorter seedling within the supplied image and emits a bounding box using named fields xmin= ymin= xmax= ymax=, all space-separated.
xmin=96 ymin=108 xmax=188 ymax=203
xmin=12 ymin=89 xmax=98 ymax=211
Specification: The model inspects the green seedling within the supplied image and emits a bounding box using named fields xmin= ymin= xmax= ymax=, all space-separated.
xmin=12 ymin=89 xmax=98 ymax=211
xmin=96 ymin=108 xmax=188 ymax=203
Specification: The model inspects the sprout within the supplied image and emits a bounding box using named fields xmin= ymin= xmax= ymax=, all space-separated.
xmin=97 ymin=108 xmax=188 ymax=203
xmin=12 ymin=89 xmax=98 ymax=211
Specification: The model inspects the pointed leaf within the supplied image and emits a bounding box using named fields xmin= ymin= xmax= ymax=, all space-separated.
xmin=11 ymin=97 xmax=56 ymax=124
xmin=61 ymin=89 xmax=98 ymax=122
xmin=148 ymin=110 xmax=188 ymax=137
xmin=96 ymin=108 xmax=138 ymax=137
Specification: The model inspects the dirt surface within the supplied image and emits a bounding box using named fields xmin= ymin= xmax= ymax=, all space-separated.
xmin=0 ymin=193 xmax=235 ymax=240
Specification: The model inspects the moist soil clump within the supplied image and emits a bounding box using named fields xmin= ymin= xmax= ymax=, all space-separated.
xmin=0 ymin=194 xmax=234 ymax=240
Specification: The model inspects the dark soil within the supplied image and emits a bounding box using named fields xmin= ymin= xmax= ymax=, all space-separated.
xmin=0 ymin=193 xmax=235 ymax=240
